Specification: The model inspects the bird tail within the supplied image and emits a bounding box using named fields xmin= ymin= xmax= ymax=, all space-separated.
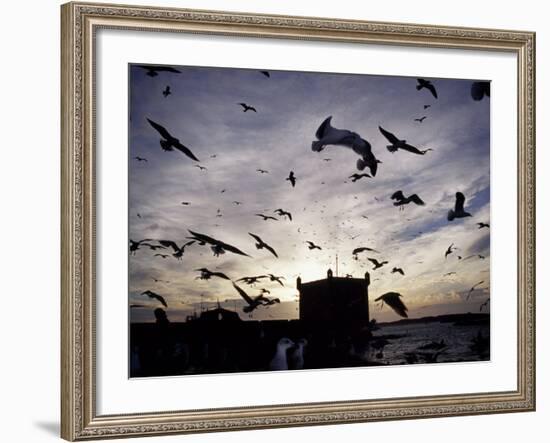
xmin=311 ymin=141 xmax=324 ymax=152
xmin=386 ymin=145 xmax=398 ymax=153
xmin=447 ymin=210 xmax=455 ymax=221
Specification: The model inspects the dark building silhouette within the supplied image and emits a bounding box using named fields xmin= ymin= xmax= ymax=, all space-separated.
xmin=297 ymin=269 xmax=370 ymax=337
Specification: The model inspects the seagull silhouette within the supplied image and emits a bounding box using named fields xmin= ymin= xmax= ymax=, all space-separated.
xmin=349 ymin=173 xmax=371 ymax=182
xmin=368 ymin=258 xmax=388 ymax=270
xmin=312 ymin=116 xmax=380 ymax=175
xmin=477 ymin=222 xmax=490 ymax=229
xmin=448 ymin=192 xmax=472 ymax=221
xmin=416 ymin=78 xmax=438 ymax=98
xmin=445 ymin=243 xmax=456 ymax=259
xmin=391 ymin=267 xmax=405 ymax=276
xmin=286 ymin=171 xmax=296 ymax=187
xmin=238 ymin=103 xmax=257 ymax=112
xmin=158 ymin=240 xmax=195 ymax=260
xmin=274 ymin=209 xmax=292 ymax=221
xmin=255 ymin=213 xmax=278 ymax=221
xmin=256 ymin=169 xmax=269 ymax=174
xmin=134 ymin=156 xmax=148 ymax=162
xmin=146 ymin=118 xmax=199 ymax=161
xmin=379 ymin=126 xmax=428 ymax=155
xmin=195 ymin=268 xmax=230 ymax=281
xmin=391 ymin=190 xmax=425 ymax=207
xmin=414 ymin=116 xmax=427 ymax=123
xmin=136 ymin=65 xmax=181 ymax=77
xmin=267 ymin=274 xmax=285 ymax=286
xmin=249 ymin=233 xmax=278 ymax=258
xmin=187 ymin=230 xmax=250 ymax=257
xmin=375 ymin=292 xmax=408 ymax=318
xmin=162 ymin=85 xmax=171 ymax=97
xmin=306 ymin=241 xmax=322 ymax=250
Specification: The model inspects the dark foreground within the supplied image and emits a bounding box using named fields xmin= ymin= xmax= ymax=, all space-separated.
xmin=130 ymin=313 xmax=490 ymax=377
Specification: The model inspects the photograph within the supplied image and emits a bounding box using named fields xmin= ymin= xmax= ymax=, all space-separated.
xmin=128 ymin=64 xmax=492 ymax=378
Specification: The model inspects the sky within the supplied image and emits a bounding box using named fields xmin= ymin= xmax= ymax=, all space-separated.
xmin=128 ymin=64 xmax=490 ymax=323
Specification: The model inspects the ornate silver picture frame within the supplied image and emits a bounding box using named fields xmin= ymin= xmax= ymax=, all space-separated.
xmin=61 ymin=2 xmax=535 ymax=440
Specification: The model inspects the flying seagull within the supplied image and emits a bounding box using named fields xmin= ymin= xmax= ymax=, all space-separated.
xmin=424 ymin=104 xmax=431 ymax=109
xmin=368 ymin=258 xmax=388 ymax=270
xmin=286 ymin=171 xmax=296 ymax=187
xmin=195 ymin=268 xmax=230 ymax=281
xmin=137 ymin=65 xmax=181 ymax=77
xmin=352 ymin=247 xmax=379 ymax=259
xmin=162 ymin=85 xmax=171 ymax=98
xmin=379 ymin=126 xmax=430 ymax=155
xmin=146 ymin=118 xmax=199 ymax=161
xmin=448 ymin=192 xmax=472 ymax=221
xmin=375 ymin=292 xmax=408 ymax=318
xmin=237 ymin=276 xmax=267 ymax=285
xmin=134 ymin=156 xmax=148 ymax=162
xmin=306 ymin=241 xmax=322 ymax=250
xmin=445 ymin=243 xmax=456 ymax=259
xmin=391 ymin=190 xmax=425 ymax=207
xmin=266 ymin=274 xmax=285 ymax=286
xmin=255 ymin=213 xmax=278 ymax=221
xmin=249 ymin=233 xmax=279 ymax=258
xmin=274 ymin=209 xmax=292 ymax=221
xmin=232 ymin=283 xmax=263 ymax=313
xmin=391 ymin=267 xmax=405 ymax=276
xmin=238 ymin=103 xmax=257 ymax=112
xmin=414 ymin=116 xmax=427 ymax=123
xmin=471 ymin=81 xmax=490 ymax=101
xmin=466 ymin=281 xmax=485 ymax=300
xmin=158 ymin=240 xmax=195 ymax=260
xmin=256 ymin=169 xmax=269 ymax=174
xmin=187 ymin=230 xmax=251 ymax=257
xmin=194 ymin=164 xmax=207 ymax=171
xmin=141 ymin=290 xmax=167 ymax=307
xmin=312 ymin=116 xmax=380 ymax=175
xmin=477 ymin=222 xmax=490 ymax=229
xmin=349 ymin=173 xmax=371 ymax=182
xmin=416 ymin=78 xmax=438 ymax=99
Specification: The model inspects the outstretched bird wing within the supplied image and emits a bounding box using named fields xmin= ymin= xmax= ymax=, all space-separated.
xmin=188 ymin=230 xmax=250 ymax=257
xmin=147 ymin=118 xmax=173 ymax=140
xmin=158 ymin=240 xmax=180 ymax=252
xmin=213 ymin=271 xmax=230 ymax=280
xmin=173 ymin=142 xmax=200 ymax=161
xmin=378 ymin=126 xmax=400 ymax=144
xmin=232 ymin=283 xmax=254 ymax=305
xmin=263 ymin=243 xmax=278 ymax=258
xmin=409 ymin=194 xmax=425 ymax=205
xmin=375 ymin=292 xmax=408 ymax=318
xmin=398 ymin=143 xmax=425 ymax=155
xmin=454 ymin=192 xmax=466 ymax=213
xmin=141 ymin=290 xmax=167 ymax=307
xmin=315 ymin=116 xmax=334 ymax=140
xmin=426 ymin=83 xmax=438 ymax=99
xmin=248 ymin=233 xmax=263 ymax=244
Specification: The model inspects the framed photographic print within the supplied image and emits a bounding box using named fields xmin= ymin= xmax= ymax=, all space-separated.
xmin=61 ymin=1 xmax=536 ymax=440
